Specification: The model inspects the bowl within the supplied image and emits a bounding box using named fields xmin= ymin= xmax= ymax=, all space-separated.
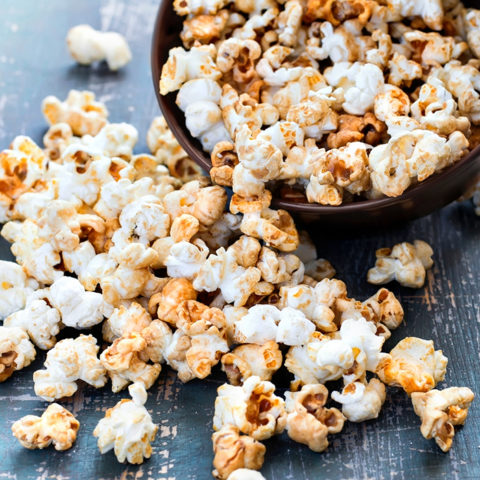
xmin=151 ymin=0 xmax=480 ymax=227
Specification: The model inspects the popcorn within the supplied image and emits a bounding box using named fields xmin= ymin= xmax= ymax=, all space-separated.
xmin=331 ymin=378 xmax=386 ymax=422
xmin=387 ymin=52 xmax=423 ymax=87
xmin=376 ymin=337 xmax=448 ymax=394
xmin=367 ymin=240 xmax=434 ymax=288
xmin=0 ymin=326 xmax=36 ymax=382
xmin=0 ymin=260 xmax=38 ymax=319
xmin=234 ymin=305 xmax=280 ymax=344
xmin=217 ymin=39 xmax=262 ymax=83
xmin=213 ymin=376 xmax=287 ymax=440
xmin=67 ymin=24 xmax=131 ymax=70
xmin=100 ymin=332 xmax=161 ymax=392
xmin=277 ymin=1 xmax=303 ymax=47
xmin=285 ymin=384 xmax=345 ymax=452
xmin=465 ymin=9 xmax=480 ymax=59
xmin=139 ymin=319 xmax=173 ymax=364
xmin=42 ymin=90 xmax=108 ymax=136
xmin=93 ymin=382 xmax=158 ymax=464
xmin=363 ymin=288 xmax=404 ymax=330
xmin=166 ymin=239 xmax=210 ymax=279
xmin=240 ymin=208 xmax=299 ymax=253
xmin=82 ymin=123 xmax=138 ymax=160
xmin=12 ymin=404 xmax=79 ymax=451
xmin=48 ymin=276 xmax=113 ymax=329
xmin=210 ymin=141 xmax=238 ymax=186
xmin=221 ymin=341 xmax=283 ymax=385
xmin=181 ymin=10 xmax=229 ymax=48
xmin=369 ymin=130 xmax=469 ymax=197
xmin=227 ymin=470 xmax=266 ymax=480
xmin=212 ymin=425 xmax=266 ymax=480
xmin=4 ymin=292 xmax=61 ymax=350
xmin=411 ymin=387 xmax=475 ymax=452
xmin=404 ymin=31 xmax=467 ymax=67
xmin=276 ymin=307 xmax=316 ymax=346
xmin=149 ymin=278 xmax=197 ymax=324
xmin=102 ymin=302 xmax=152 ymax=342
xmin=174 ymin=0 xmax=229 ymax=16
xmin=386 ymin=0 xmax=444 ymax=30
xmin=256 ymin=247 xmax=303 ymax=285
xmin=43 ymin=123 xmax=74 ymax=161
xmin=160 ymin=45 xmax=221 ymax=95
xmin=256 ymin=46 xmax=304 ymax=86
xmin=33 ymin=334 xmax=107 ymax=401
xmin=324 ymin=62 xmax=384 ymax=115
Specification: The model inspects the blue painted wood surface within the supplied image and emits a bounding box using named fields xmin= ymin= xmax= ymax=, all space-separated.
xmin=0 ymin=1 xmax=479 ymax=479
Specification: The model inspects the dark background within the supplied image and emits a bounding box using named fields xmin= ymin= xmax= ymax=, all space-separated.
xmin=0 ymin=1 xmax=479 ymax=479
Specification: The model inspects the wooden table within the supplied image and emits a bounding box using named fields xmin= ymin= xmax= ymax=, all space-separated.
xmin=0 ymin=1 xmax=479 ymax=479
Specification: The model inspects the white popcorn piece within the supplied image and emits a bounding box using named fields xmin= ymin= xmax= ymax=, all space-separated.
xmin=4 ymin=293 xmax=61 ymax=350
xmin=48 ymin=276 xmax=113 ymax=329
xmin=388 ymin=52 xmax=423 ymax=87
xmin=0 ymin=260 xmax=38 ymax=319
xmin=166 ymin=239 xmax=210 ymax=280
xmin=256 ymin=46 xmax=304 ymax=86
xmin=369 ymin=130 xmax=468 ymax=197
xmin=82 ymin=123 xmax=138 ymax=160
xmin=332 ymin=378 xmax=386 ymax=422
xmin=324 ymin=62 xmax=384 ymax=115
xmin=411 ymin=387 xmax=475 ymax=452
xmin=42 ymin=90 xmax=108 ymax=136
xmin=217 ymin=39 xmax=262 ymax=83
xmin=386 ymin=0 xmax=444 ymax=30
xmin=277 ymin=0 xmax=303 ymax=47
xmin=173 ymin=0 xmax=228 ymax=16
xmin=93 ymin=382 xmax=158 ymax=464
xmin=276 ymin=307 xmax=315 ymax=346
xmin=234 ymin=305 xmax=280 ymax=344
xmin=233 ymin=8 xmax=278 ymax=41
xmin=227 ymin=470 xmax=266 ymax=480
xmin=12 ymin=403 xmax=79 ymax=451
xmin=367 ymin=240 xmax=434 ymax=288
xmin=33 ymin=334 xmax=107 ymax=401
xmin=160 ymin=45 xmax=221 ymax=95
xmin=285 ymin=384 xmax=345 ymax=452
xmin=465 ymin=9 xmax=480 ymax=59
xmin=213 ymin=375 xmax=287 ymax=440
xmin=0 ymin=326 xmax=36 ymax=381
xmin=67 ymin=24 xmax=131 ymax=70
xmin=377 ymin=337 xmax=448 ymax=394
xmin=43 ymin=122 xmax=75 ymax=161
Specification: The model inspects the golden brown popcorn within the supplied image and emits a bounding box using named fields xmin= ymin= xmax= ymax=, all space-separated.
xmin=42 ymin=90 xmax=108 ymax=136
xmin=221 ymin=341 xmax=283 ymax=385
xmin=363 ymin=288 xmax=404 ymax=330
xmin=139 ymin=319 xmax=173 ymax=364
xmin=285 ymin=384 xmax=345 ymax=452
xmin=193 ymin=185 xmax=228 ymax=226
xmin=149 ymin=278 xmax=197 ymax=325
xmin=210 ymin=141 xmax=239 ymax=187
xmin=213 ymin=376 xmax=287 ymax=441
xmin=43 ymin=122 xmax=74 ymax=161
xmin=305 ymin=0 xmax=373 ymax=25
xmin=12 ymin=403 xmax=79 ymax=451
xmin=217 ymin=38 xmax=262 ymax=84
xmin=327 ymin=113 xmax=386 ymax=149
xmin=411 ymin=387 xmax=475 ymax=452
xmin=230 ymin=191 xmax=272 ymax=215
xmin=240 ymin=208 xmax=299 ymax=253
xmin=100 ymin=332 xmax=161 ymax=392
xmin=228 ymin=236 xmax=262 ymax=268
xmin=367 ymin=240 xmax=434 ymax=288
xmin=170 ymin=213 xmax=200 ymax=243
xmin=377 ymin=337 xmax=448 ymax=394
xmin=93 ymin=382 xmax=158 ymax=464
xmin=102 ymin=302 xmax=152 ymax=343
xmin=181 ymin=10 xmax=229 ymax=47
xmin=212 ymin=425 xmax=266 ymax=480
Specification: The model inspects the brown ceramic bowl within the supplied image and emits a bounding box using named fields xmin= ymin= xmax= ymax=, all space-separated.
xmin=151 ymin=0 xmax=480 ymax=227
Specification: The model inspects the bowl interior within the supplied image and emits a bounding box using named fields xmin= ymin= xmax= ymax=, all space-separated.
xmin=151 ymin=1 xmax=480 ymax=226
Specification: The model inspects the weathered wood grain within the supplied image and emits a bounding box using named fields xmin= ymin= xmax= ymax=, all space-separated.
xmin=0 ymin=1 xmax=479 ymax=479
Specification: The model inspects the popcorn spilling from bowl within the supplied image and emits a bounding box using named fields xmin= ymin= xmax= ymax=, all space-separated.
xmin=159 ymin=0 xmax=480 ymax=208
xmin=0 ymin=90 xmax=474 ymax=479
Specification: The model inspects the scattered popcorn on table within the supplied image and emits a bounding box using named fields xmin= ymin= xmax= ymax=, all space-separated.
xmin=411 ymin=387 xmax=475 ymax=452
xmin=0 ymin=86 xmax=476 ymax=476
xmin=93 ymin=382 xmax=158 ymax=464
xmin=67 ymin=24 xmax=131 ymax=70
xmin=12 ymin=403 xmax=79 ymax=451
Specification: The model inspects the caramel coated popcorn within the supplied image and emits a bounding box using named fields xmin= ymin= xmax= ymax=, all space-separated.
xmin=159 ymin=0 xmax=480 ymax=206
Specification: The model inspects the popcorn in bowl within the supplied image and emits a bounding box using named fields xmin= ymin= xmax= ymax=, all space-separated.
xmin=160 ymin=0 xmax=480 ymax=206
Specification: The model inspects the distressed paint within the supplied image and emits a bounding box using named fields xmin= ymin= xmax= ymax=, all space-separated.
xmin=0 ymin=0 xmax=479 ymax=479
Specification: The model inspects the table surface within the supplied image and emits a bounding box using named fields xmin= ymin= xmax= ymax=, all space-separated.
xmin=0 ymin=1 xmax=479 ymax=479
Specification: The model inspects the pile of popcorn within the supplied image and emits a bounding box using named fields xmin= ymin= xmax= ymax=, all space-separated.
xmin=0 ymin=88 xmax=474 ymax=479
xmin=160 ymin=0 xmax=480 ymax=209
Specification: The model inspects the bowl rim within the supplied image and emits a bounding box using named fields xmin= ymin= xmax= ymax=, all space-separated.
xmin=151 ymin=1 xmax=480 ymax=215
